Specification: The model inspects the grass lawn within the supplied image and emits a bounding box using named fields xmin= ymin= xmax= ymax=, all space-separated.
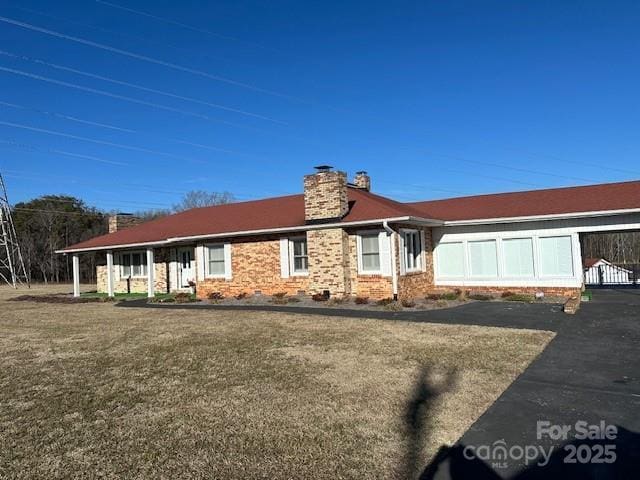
xmin=0 ymin=284 xmax=553 ymax=479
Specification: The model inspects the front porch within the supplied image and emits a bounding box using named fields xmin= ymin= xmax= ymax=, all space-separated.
xmin=72 ymin=245 xmax=197 ymax=298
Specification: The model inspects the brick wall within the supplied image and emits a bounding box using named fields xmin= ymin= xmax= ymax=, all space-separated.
xmin=306 ymin=228 xmax=351 ymax=297
xmin=108 ymin=214 xmax=142 ymax=233
xmin=347 ymin=230 xmax=393 ymax=300
xmin=396 ymin=225 xmax=435 ymax=300
xmin=96 ymin=249 xmax=169 ymax=294
xmin=303 ymin=170 xmax=349 ymax=221
xmin=426 ymin=285 xmax=582 ymax=298
xmin=197 ymin=236 xmax=309 ymax=299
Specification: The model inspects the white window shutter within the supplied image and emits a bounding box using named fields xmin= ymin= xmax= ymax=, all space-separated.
xmin=280 ymin=238 xmax=290 ymax=278
xmin=398 ymin=233 xmax=406 ymax=276
xmin=379 ymin=231 xmax=392 ymax=277
xmin=223 ymin=243 xmax=232 ymax=279
xmin=195 ymin=245 xmax=205 ymax=280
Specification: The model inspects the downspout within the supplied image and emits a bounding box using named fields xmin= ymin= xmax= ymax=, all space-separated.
xmin=382 ymin=221 xmax=398 ymax=301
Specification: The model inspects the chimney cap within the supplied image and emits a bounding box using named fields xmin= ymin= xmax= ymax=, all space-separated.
xmin=356 ymin=171 xmax=368 ymax=175
xmin=314 ymin=165 xmax=333 ymax=172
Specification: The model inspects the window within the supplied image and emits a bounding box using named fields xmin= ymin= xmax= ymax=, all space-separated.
xmin=403 ymin=230 xmax=423 ymax=272
xmin=538 ymin=236 xmax=573 ymax=277
xmin=291 ymin=238 xmax=308 ymax=274
xmin=502 ymin=238 xmax=534 ymax=277
xmin=437 ymin=242 xmax=465 ymax=277
xmin=207 ymin=245 xmax=225 ymax=276
xmin=120 ymin=251 xmax=147 ymax=278
xmin=468 ymin=240 xmax=498 ymax=277
xmin=360 ymin=233 xmax=381 ymax=272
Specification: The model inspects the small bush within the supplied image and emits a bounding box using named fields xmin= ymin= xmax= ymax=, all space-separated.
xmin=467 ymin=294 xmax=493 ymax=301
xmin=383 ymin=301 xmax=403 ymax=311
xmin=287 ymin=296 xmax=301 ymax=303
xmin=234 ymin=292 xmax=249 ymax=300
xmin=425 ymin=291 xmax=459 ymax=301
xmin=207 ymin=292 xmax=224 ymax=301
xmin=501 ymin=291 xmax=515 ymax=298
xmin=311 ymin=293 xmax=328 ymax=302
xmin=354 ymin=296 xmax=369 ymax=305
xmin=502 ymin=294 xmax=535 ymax=303
xmin=376 ymin=298 xmax=394 ymax=306
xmin=401 ymin=299 xmax=416 ymax=308
xmin=273 ymin=292 xmax=287 ymax=299
xmin=327 ymin=297 xmax=347 ymax=306
xmin=176 ymin=292 xmax=195 ymax=303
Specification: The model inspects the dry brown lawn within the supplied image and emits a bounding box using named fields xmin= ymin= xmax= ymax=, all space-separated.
xmin=0 ymin=284 xmax=553 ymax=479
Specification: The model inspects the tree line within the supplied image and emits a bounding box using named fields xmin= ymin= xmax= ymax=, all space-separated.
xmin=581 ymin=231 xmax=640 ymax=266
xmin=9 ymin=190 xmax=234 ymax=284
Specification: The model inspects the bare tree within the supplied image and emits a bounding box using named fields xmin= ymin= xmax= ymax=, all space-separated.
xmin=172 ymin=190 xmax=235 ymax=212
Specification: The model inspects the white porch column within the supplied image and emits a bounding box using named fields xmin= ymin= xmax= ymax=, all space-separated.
xmin=146 ymin=248 xmax=155 ymax=298
xmin=72 ymin=254 xmax=80 ymax=297
xmin=106 ymin=250 xmax=115 ymax=298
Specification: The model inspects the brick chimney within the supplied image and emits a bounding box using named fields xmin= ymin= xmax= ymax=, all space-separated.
xmin=303 ymin=166 xmax=349 ymax=222
xmin=353 ymin=171 xmax=371 ymax=191
xmin=108 ymin=213 xmax=141 ymax=233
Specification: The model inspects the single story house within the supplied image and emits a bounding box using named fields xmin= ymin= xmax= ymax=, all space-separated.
xmin=58 ymin=167 xmax=640 ymax=300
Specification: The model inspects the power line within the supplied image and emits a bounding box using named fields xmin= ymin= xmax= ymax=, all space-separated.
xmin=0 ymin=50 xmax=285 ymax=124
xmin=0 ymin=66 xmax=253 ymax=130
xmin=0 ymin=99 xmax=267 ymax=158
xmin=0 ymin=120 xmax=209 ymax=164
xmin=0 ymin=139 xmax=130 ymax=166
xmin=94 ymin=0 xmax=283 ymax=54
xmin=0 ymin=15 xmax=301 ymax=101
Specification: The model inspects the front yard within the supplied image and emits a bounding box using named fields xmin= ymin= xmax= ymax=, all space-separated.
xmin=0 ymin=284 xmax=553 ymax=479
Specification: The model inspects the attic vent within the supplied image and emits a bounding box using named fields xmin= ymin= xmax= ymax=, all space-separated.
xmin=314 ymin=165 xmax=333 ymax=172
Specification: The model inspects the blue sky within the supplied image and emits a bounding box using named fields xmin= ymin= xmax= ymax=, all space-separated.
xmin=0 ymin=0 xmax=639 ymax=212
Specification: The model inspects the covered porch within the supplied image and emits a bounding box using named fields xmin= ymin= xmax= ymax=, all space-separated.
xmin=69 ymin=244 xmax=198 ymax=298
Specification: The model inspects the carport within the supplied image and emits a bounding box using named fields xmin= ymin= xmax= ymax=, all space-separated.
xmin=580 ymin=229 xmax=640 ymax=288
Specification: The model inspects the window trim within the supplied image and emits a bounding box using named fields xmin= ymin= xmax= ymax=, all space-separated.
xmin=289 ymin=237 xmax=309 ymax=276
xmin=119 ymin=250 xmax=148 ymax=278
xmin=357 ymin=230 xmax=383 ymax=275
xmin=401 ymin=229 xmax=424 ymax=274
xmin=204 ymin=243 xmax=227 ymax=279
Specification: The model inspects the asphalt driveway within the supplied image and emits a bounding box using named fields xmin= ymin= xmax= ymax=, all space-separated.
xmin=423 ymin=290 xmax=640 ymax=479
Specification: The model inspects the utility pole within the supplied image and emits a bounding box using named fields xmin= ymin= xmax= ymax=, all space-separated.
xmin=0 ymin=172 xmax=29 ymax=288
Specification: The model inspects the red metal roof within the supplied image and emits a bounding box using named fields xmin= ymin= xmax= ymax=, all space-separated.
xmin=61 ymin=180 xmax=640 ymax=252
xmin=408 ymin=180 xmax=640 ymax=222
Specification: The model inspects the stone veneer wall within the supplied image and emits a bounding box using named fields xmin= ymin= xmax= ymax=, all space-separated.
xmin=306 ymin=228 xmax=351 ymax=297
xmin=303 ymin=170 xmax=349 ymax=221
xmin=197 ymin=236 xmax=309 ymax=299
xmin=96 ymin=249 xmax=169 ymax=294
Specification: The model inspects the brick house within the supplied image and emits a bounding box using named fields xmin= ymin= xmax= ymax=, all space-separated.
xmin=58 ymin=167 xmax=640 ymax=300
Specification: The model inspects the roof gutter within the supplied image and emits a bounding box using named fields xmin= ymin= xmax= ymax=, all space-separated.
xmin=57 ymin=216 xmax=443 ymax=254
xmin=442 ymin=207 xmax=640 ymax=226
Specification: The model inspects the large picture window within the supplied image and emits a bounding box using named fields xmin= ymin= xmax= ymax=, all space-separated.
xmin=437 ymin=242 xmax=465 ymax=277
xmin=502 ymin=238 xmax=534 ymax=277
xmin=468 ymin=240 xmax=498 ymax=277
xmin=538 ymin=236 xmax=573 ymax=277
xmin=120 ymin=251 xmax=147 ymax=278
